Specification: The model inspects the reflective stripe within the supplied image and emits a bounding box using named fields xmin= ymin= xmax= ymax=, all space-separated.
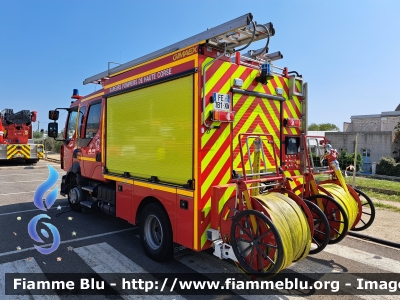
xmin=6 ymin=145 xmax=31 ymax=159
xmin=198 ymin=60 xmax=300 ymax=250
xmin=77 ymin=156 xmax=96 ymax=162
xmin=103 ymin=175 xmax=193 ymax=197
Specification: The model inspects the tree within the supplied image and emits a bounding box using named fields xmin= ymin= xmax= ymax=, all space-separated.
xmin=44 ymin=130 xmax=64 ymax=153
xmin=307 ymin=123 xmax=340 ymax=131
xmin=308 ymin=123 xmax=320 ymax=131
xmin=33 ymin=131 xmax=43 ymax=139
xmin=393 ymin=122 xmax=400 ymax=162
xmin=337 ymin=149 xmax=362 ymax=171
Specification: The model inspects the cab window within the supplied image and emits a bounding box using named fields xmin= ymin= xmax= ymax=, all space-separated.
xmin=78 ymin=106 xmax=86 ymax=138
xmin=85 ymin=103 xmax=101 ymax=138
xmin=66 ymin=108 xmax=78 ymax=139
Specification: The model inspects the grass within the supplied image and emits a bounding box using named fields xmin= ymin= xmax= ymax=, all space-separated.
xmin=344 ymin=176 xmax=400 ymax=192
xmin=372 ymin=201 xmax=400 ymax=213
xmin=343 ymin=176 xmax=400 ymax=212
xmin=362 ymin=190 xmax=400 ymax=203
xmin=303 ymin=174 xmax=400 ymax=212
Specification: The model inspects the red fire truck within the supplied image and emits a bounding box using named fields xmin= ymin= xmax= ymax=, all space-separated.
xmin=48 ymin=13 xmax=372 ymax=275
xmin=0 ymin=108 xmax=44 ymax=163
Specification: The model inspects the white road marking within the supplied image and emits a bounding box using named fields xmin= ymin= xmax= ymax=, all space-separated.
xmin=0 ymin=174 xmax=30 ymax=176
xmin=74 ymin=243 xmax=185 ymax=300
xmin=0 ymin=228 xmax=135 ymax=257
xmin=177 ymin=243 xmax=400 ymax=299
xmin=74 ymin=243 xmax=146 ymax=273
xmin=0 ymin=179 xmax=61 ymax=184
xmin=0 ymin=191 xmax=37 ymax=196
xmin=0 ymin=258 xmax=60 ymax=299
xmin=291 ymin=250 xmax=396 ymax=299
xmin=1 ymin=240 xmax=399 ymax=299
xmin=0 ymin=165 xmax=60 ymax=171
xmin=0 ymin=206 xmax=68 ymax=217
xmin=0 ymin=172 xmax=64 ymax=177
xmin=323 ymin=244 xmax=400 ymax=273
xmin=176 ymin=250 xmax=300 ymax=300
xmin=0 ymin=189 xmax=58 ymax=196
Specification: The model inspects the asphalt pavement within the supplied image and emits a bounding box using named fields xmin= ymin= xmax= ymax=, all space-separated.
xmin=1 ymin=159 xmax=400 ymax=299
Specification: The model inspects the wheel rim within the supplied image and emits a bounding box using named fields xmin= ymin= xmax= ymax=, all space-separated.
xmin=68 ymin=187 xmax=79 ymax=204
xmin=307 ymin=194 xmax=349 ymax=244
xmin=144 ymin=214 xmax=163 ymax=250
xmin=351 ymin=188 xmax=376 ymax=231
xmin=230 ymin=210 xmax=283 ymax=276
xmin=304 ymin=200 xmax=330 ymax=254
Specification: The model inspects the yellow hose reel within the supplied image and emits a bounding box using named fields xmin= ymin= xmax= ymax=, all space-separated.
xmin=225 ymin=192 xmax=319 ymax=276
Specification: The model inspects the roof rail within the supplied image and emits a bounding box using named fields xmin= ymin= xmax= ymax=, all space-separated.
xmin=83 ymin=13 xmax=274 ymax=85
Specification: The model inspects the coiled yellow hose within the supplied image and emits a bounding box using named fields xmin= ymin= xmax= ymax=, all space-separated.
xmin=253 ymin=192 xmax=311 ymax=272
xmin=319 ymin=183 xmax=359 ymax=229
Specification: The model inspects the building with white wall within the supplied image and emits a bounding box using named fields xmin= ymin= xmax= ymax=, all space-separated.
xmin=325 ymin=105 xmax=400 ymax=171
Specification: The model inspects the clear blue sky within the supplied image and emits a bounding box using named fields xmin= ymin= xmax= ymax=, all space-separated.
xmin=1 ymin=0 xmax=399 ymax=131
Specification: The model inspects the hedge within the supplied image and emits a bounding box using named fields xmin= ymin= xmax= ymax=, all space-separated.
xmin=376 ymin=157 xmax=400 ymax=177
xmin=33 ymin=137 xmax=63 ymax=153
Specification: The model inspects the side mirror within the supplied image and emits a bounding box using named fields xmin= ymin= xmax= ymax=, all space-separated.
xmin=31 ymin=111 xmax=37 ymax=122
xmin=49 ymin=110 xmax=59 ymax=121
xmin=48 ymin=122 xmax=58 ymax=138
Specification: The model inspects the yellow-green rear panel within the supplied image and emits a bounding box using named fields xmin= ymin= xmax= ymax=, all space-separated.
xmin=106 ymin=76 xmax=193 ymax=185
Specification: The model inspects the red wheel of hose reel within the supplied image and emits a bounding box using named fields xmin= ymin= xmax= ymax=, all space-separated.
xmin=306 ymin=194 xmax=349 ymax=244
xmin=350 ymin=188 xmax=376 ymax=231
xmin=220 ymin=196 xmax=273 ymax=244
xmin=230 ymin=209 xmax=284 ymax=276
xmin=220 ymin=196 xmax=283 ymax=276
xmin=303 ymin=200 xmax=330 ymax=254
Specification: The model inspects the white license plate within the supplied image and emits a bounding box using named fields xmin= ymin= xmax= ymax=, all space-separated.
xmin=213 ymin=92 xmax=231 ymax=111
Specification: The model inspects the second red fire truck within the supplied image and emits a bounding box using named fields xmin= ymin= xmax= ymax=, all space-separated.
xmin=0 ymin=108 xmax=44 ymax=163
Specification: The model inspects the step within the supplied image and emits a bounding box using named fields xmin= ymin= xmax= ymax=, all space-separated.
xmin=82 ymin=186 xmax=94 ymax=193
xmin=80 ymin=201 xmax=95 ymax=208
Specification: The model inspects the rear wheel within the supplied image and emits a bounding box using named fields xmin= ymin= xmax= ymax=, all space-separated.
xmin=139 ymin=203 xmax=173 ymax=262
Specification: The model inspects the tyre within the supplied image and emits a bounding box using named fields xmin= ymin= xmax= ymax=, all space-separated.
xmin=139 ymin=203 xmax=173 ymax=262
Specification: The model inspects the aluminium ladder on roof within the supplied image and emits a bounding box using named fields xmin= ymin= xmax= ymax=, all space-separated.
xmin=83 ymin=12 xmax=274 ymax=85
